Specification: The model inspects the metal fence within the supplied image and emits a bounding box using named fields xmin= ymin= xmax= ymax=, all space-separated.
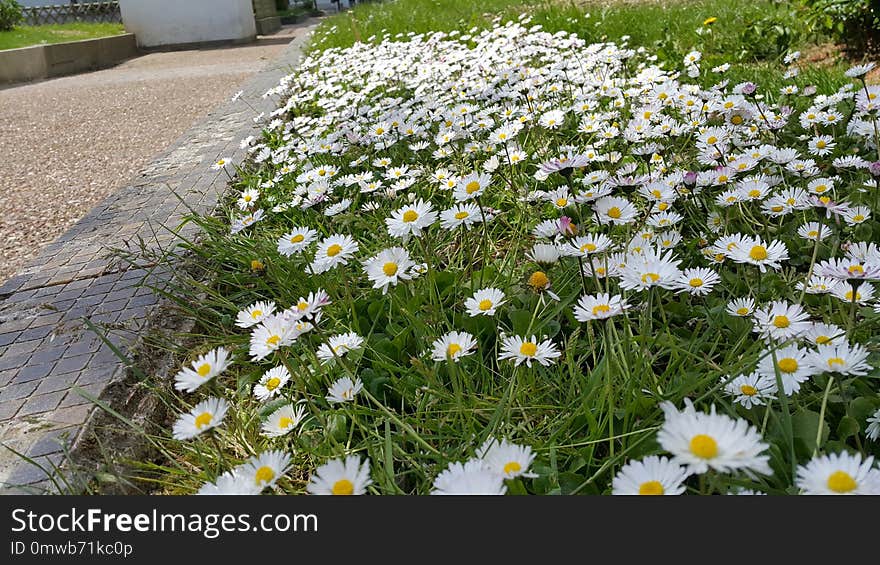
xmin=22 ymin=2 xmax=121 ymax=26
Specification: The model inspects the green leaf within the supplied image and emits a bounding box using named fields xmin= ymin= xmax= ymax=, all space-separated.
xmin=836 ymin=416 xmax=860 ymax=440
xmin=791 ymin=409 xmax=830 ymax=456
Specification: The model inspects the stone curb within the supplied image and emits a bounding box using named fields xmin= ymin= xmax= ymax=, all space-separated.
xmin=0 ymin=34 xmax=139 ymax=86
xmin=0 ymin=22 xmax=316 ymax=494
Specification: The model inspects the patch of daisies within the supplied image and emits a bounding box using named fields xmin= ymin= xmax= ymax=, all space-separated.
xmin=169 ymin=16 xmax=880 ymax=495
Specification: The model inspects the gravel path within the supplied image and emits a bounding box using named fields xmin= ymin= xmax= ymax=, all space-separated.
xmin=0 ymin=38 xmax=294 ymax=284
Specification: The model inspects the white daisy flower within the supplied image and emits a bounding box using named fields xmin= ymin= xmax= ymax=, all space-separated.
xmin=238 ymin=450 xmax=292 ymax=490
xmin=796 ymin=451 xmax=880 ymax=494
xmin=440 ymin=203 xmax=482 ymax=230
xmin=249 ymin=314 xmax=298 ymax=362
xmin=317 ymin=332 xmax=364 ymax=363
xmin=362 ymin=247 xmax=416 ymax=294
xmin=723 ymin=372 xmax=776 ymax=408
xmin=611 ymin=455 xmax=690 ymax=495
xmin=197 ymin=470 xmax=261 ymax=495
xmin=173 ymin=347 xmax=232 ymax=393
xmin=277 ymin=227 xmax=318 ymax=257
xmin=807 ymin=342 xmax=872 ymax=376
xmin=756 ymin=345 xmax=818 ymax=395
xmin=253 ymin=365 xmax=291 ymax=401
xmin=309 ymin=234 xmax=359 ymax=274
xmin=674 ymin=267 xmax=720 ymax=296
xmin=752 ymin=300 xmax=811 ymax=342
xmin=593 ymin=196 xmax=639 ymax=225
xmin=326 ymin=376 xmax=364 ymax=404
xmin=657 ymin=399 xmax=771 ymax=475
xmin=464 ymin=287 xmax=506 ymax=317
xmin=430 ymin=331 xmax=477 ymax=362
xmin=262 ymin=404 xmax=307 ymax=438
xmin=572 ymin=293 xmax=628 ymax=322
xmin=866 ymin=408 xmax=880 ymax=441
xmin=385 ymin=199 xmax=437 ymax=239
xmin=453 ymin=172 xmax=492 ymax=201
xmin=728 ymin=236 xmax=789 ymax=272
xmin=477 ymin=437 xmax=538 ymax=479
xmin=431 ymin=459 xmax=507 ymax=495
xmin=235 ymin=300 xmax=276 ymax=328
xmin=497 ymin=335 xmax=562 ymax=367
xmin=726 ymin=297 xmax=756 ymax=317
xmin=172 ymin=397 xmax=229 ymax=440
xmin=307 ymin=455 xmax=372 ymax=495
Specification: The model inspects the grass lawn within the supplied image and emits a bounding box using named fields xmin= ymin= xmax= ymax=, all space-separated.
xmin=0 ymin=22 xmax=125 ymax=51
xmin=85 ymin=0 xmax=880 ymax=496
xmin=310 ymin=0 xmax=852 ymax=90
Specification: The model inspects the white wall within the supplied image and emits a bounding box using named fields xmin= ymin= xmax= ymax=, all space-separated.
xmin=119 ymin=0 xmax=257 ymax=48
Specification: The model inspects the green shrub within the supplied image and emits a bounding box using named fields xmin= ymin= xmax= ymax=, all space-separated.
xmin=802 ymin=0 xmax=880 ymax=52
xmin=0 ymin=0 xmax=23 ymax=32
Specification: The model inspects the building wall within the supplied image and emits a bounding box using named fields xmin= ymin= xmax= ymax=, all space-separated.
xmin=118 ymin=0 xmax=257 ymax=48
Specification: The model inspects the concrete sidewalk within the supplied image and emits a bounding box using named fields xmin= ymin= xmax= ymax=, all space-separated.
xmin=0 ymin=22 xmax=316 ymax=493
xmin=0 ymin=24 xmax=304 ymax=285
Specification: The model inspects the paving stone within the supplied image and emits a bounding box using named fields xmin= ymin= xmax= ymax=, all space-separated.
xmin=0 ymin=398 xmax=24 ymax=420
xmin=12 ymin=363 xmax=55 ymax=384
xmin=34 ymin=372 xmax=78 ymax=396
xmin=27 ymin=428 xmax=74 ymax=458
xmin=0 ymin=381 xmax=37 ymax=402
xmin=17 ymin=390 xmax=66 ymax=416
xmin=53 ymin=354 xmax=93 ymax=375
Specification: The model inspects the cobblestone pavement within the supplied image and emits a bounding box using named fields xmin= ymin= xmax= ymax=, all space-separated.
xmin=0 ymin=23 xmax=315 ymax=493
xmin=0 ymin=29 xmax=298 ymax=284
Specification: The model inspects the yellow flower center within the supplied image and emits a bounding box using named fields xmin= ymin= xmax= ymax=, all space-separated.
xmin=298 ymin=301 xmax=309 ymax=310
xmin=607 ymin=206 xmax=622 ymax=219
xmin=731 ymin=115 xmax=743 ymax=125
xmin=503 ymin=461 xmax=522 ymax=475
xmin=375 ymin=127 xmax=385 ymax=135
xmin=446 ymin=343 xmax=462 ymax=357
xmin=244 ymin=195 xmax=252 ymax=202
xmin=844 ymin=290 xmax=861 ymax=301
xmin=529 ymin=271 xmax=549 ymax=289
xmin=556 ymin=198 xmax=568 ymax=207
xmin=454 ymin=211 xmax=469 ymax=220
xmin=689 ymin=278 xmax=704 ymax=288
xmin=266 ymin=335 xmax=281 ymax=346
xmin=194 ymin=412 xmax=213 ymax=430
xmin=773 ymin=315 xmax=790 ymax=329
xmin=707 ymin=136 xmax=718 ymax=145
xmin=749 ymin=245 xmax=768 ymax=261
xmin=641 ymin=272 xmax=660 ymax=284
xmin=196 ymin=363 xmax=212 ymax=377
xmin=827 ymin=357 xmax=845 ymax=367
xmin=290 ymin=234 xmax=305 ymax=243
xmin=816 ymin=336 xmax=831 ymax=345
xmin=332 ymin=479 xmax=354 ymax=495
xmin=807 ymin=230 xmax=818 ymax=238
xmin=815 ymin=185 xmax=827 ymax=193
xmin=826 ymin=470 xmax=857 ymax=493
xmin=748 ymin=189 xmax=761 ymax=198
xmin=382 ymin=262 xmax=398 ymax=276
xmin=853 ymin=214 xmax=865 ymax=222
xmin=465 ymin=181 xmax=481 ymax=194
xmin=816 ymin=140 xmax=826 ymax=149
xmin=265 ymin=377 xmax=282 ymax=391
xmin=255 ymin=466 xmax=275 ymax=485
xmin=638 ymin=480 xmax=664 ymax=495
xmin=402 ymin=210 xmax=419 ymax=223
xmin=849 ymin=265 xmax=864 ymax=275
xmin=326 ymin=244 xmax=343 ymax=257
xmin=740 ymin=384 xmax=757 ymax=396
xmin=777 ymin=358 xmax=798 ymax=373
xmin=592 ymin=304 xmax=611 ymax=316
xmin=519 ymin=342 xmax=538 ymax=357
xmin=736 ymin=307 xmax=750 ymax=316
xmin=581 ymin=243 xmax=597 ymax=253
xmin=279 ymin=416 xmax=294 ymax=429
xmin=251 ymin=309 xmax=263 ymax=319
xmin=689 ymin=434 xmax=718 ymax=459
xmin=478 ymin=299 xmax=493 ymax=311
